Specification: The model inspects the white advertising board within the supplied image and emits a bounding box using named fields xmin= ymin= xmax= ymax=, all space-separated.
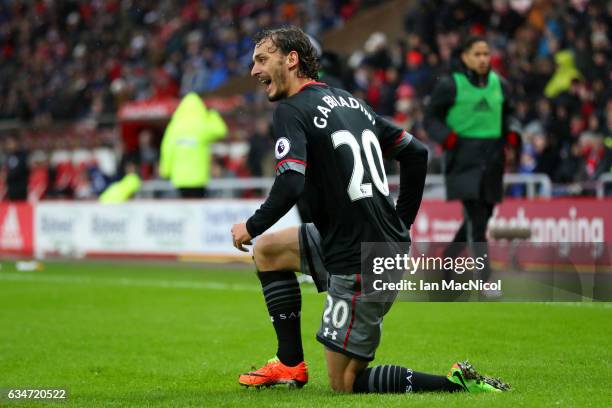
xmin=34 ymin=200 xmax=301 ymax=258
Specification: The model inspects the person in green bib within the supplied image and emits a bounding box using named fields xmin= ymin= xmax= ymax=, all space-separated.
xmin=426 ymin=36 xmax=520 ymax=288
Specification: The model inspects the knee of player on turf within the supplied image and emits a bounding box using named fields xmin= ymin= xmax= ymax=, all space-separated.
xmin=325 ymin=351 xmax=368 ymax=393
xmin=327 ymin=368 xmax=361 ymax=393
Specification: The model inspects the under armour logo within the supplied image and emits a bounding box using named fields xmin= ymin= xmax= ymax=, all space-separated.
xmin=323 ymin=327 xmax=338 ymax=340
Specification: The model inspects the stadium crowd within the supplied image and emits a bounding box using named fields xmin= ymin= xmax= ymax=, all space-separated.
xmin=342 ymin=0 xmax=612 ymax=193
xmin=1 ymin=0 xmax=611 ymax=201
xmin=0 ymin=0 xmax=371 ymax=199
xmin=0 ymin=0 xmax=369 ymax=123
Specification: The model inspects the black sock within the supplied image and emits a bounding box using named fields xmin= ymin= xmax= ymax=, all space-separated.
xmin=257 ymin=271 xmax=303 ymax=367
xmin=353 ymin=365 xmax=464 ymax=393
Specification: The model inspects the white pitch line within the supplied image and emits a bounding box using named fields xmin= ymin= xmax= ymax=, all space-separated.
xmin=541 ymin=301 xmax=612 ymax=309
xmin=0 ymin=272 xmax=319 ymax=294
xmin=0 ymin=272 xmax=256 ymax=291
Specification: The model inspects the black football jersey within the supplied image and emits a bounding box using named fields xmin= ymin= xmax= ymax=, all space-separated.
xmin=272 ymin=82 xmax=412 ymax=275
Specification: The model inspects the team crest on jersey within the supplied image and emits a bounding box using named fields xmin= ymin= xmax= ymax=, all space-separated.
xmin=275 ymin=137 xmax=291 ymax=159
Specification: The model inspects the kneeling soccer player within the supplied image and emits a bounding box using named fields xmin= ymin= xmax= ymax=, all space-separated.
xmin=230 ymin=26 xmax=509 ymax=394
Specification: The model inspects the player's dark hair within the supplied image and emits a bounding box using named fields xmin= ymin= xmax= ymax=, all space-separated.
xmin=461 ymin=35 xmax=488 ymax=53
xmin=253 ymin=27 xmax=320 ymax=80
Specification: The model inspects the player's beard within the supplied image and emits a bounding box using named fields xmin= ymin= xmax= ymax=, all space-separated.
xmin=267 ymin=63 xmax=288 ymax=102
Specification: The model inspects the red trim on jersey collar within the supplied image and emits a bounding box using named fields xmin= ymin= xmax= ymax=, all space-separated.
xmin=297 ymin=81 xmax=327 ymax=93
xmin=275 ymin=158 xmax=307 ymax=170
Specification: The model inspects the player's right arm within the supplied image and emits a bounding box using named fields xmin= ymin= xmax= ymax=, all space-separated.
xmin=376 ymin=116 xmax=428 ymax=231
xmin=394 ymin=136 xmax=428 ymax=231
xmin=245 ymin=103 xmax=307 ymax=239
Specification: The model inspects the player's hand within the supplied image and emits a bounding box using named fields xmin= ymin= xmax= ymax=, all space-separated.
xmin=231 ymin=223 xmax=253 ymax=252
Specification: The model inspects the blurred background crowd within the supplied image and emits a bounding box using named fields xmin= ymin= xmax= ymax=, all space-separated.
xmin=1 ymin=0 xmax=611 ymax=201
xmin=0 ymin=0 xmax=368 ymax=122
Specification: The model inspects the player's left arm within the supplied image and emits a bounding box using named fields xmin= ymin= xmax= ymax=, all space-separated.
xmin=231 ymin=103 xmax=307 ymax=251
xmin=377 ymin=116 xmax=428 ymax=231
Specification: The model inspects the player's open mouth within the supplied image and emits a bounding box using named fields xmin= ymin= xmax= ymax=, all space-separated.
xmin=259 ymin=77 xmax=272 ymax=92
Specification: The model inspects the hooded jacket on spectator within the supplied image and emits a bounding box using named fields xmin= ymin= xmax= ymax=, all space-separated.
xmin=159 ymin=93 xmax=227 ymax=189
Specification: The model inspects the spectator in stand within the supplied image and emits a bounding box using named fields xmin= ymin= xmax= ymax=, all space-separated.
xmin=28 ymin=150 xmax=50 ymax=202
xmin=246 ymin=118 xmax=273 ymax=178
xmin=3 ymin=135 xmax=30 ymax=201
xmin=48 ymin=137 xmax=75 ymax=198
xmin=99 ymin=161 xmax=141 ymax=204
xmin=133 ymin=129 xmax=159 ymax=181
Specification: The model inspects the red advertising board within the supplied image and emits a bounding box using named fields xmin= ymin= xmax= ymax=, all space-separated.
xmin=413 ymin=198 xmax=612 ymax=271
xmin=413 ymin=198 xmax=612 ymax=243
xmin=0 ymin=203 xmax=34 ymax=257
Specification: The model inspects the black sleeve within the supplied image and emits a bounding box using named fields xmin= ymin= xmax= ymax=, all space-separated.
xmin=394 ymin=136 xmax=428 ymax=230
xmin=424 ymin=76 xmax=456 ymax=143
xmin=375 ymin=115 xmax=414 ymax=159
xmin=246 ymin=170 xmax=305 ymax=238
xmin=245 ymin=103 xmax=308 ymax=238
xmin=272 ymin=102 xmax=307 ymax=176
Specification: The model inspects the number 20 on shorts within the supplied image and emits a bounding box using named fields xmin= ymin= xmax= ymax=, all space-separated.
xmin=323 ymin=295 xmax=349 ymax=329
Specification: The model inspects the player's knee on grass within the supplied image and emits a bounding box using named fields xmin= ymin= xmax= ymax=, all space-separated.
xmin=328 ymin=370 xmax=361 ymax=393
xmin=329 ymin=378 xmax=348 ymax=393
xmin=326 ymin=360 xmax=365 ymax=393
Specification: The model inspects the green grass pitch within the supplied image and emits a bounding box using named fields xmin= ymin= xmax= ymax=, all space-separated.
xmin=1 ymin=260 xmax=610 ymax=407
